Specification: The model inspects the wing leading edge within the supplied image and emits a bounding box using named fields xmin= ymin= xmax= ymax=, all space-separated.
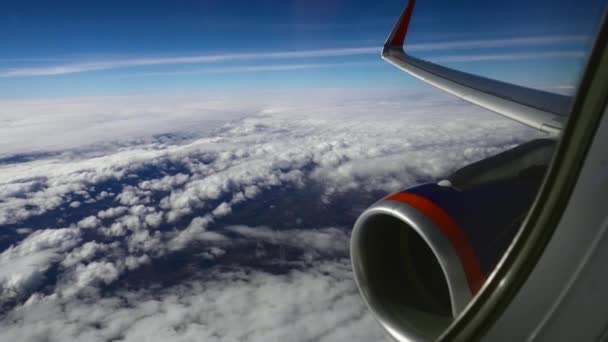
xmin=382 ymin=0 xmax=571 ymax=134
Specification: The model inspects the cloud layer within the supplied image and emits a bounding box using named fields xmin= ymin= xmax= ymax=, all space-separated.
xmin=0 ymin=89 xmax=539 ymax=341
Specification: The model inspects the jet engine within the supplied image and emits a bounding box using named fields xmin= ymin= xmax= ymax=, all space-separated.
xmin=350 ymin=139 xmax=555 ymax=341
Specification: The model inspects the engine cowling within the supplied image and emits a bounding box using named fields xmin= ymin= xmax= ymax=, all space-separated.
xmin=350 ymin=139 xmax=554 ymax=341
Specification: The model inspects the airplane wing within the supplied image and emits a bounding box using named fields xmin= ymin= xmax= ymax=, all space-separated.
xmin=381 ymin=0 xmax=571 ymax=134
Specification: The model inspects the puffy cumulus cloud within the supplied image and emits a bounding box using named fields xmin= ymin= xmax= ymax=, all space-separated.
xmin=0 ymin=90 xmax=537 ymax=226
xmin=97 ymin=206 xmax=128 ymax=220
xmin=0 ymin=228 xmax=81 ymax=303
xmin=168 ymin=215 xmax=227 ymax=251
xmin=0 ymin=89 xmax=541 ymax=340
xmin=61 ymin=241 xmax=113 ymax=268
xmin=0 ymin=227 xmax=151 ymax=304
xmin=0 ymin=225 xmax=362 ymax=341
xmin=0 ymin=260 xmax=384 ymax=342
xmin=77 ymin=215 xmax=102 ymax=229
xmin=58 ymin=261 xmax=123 ymax=297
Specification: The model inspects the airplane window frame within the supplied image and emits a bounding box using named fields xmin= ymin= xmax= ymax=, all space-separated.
xmin=439 ymin=11 xmax=608 ymax=341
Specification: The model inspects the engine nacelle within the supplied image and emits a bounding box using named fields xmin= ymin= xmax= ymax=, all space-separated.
xmin=350 ymin=139 xmax=554 ymax=341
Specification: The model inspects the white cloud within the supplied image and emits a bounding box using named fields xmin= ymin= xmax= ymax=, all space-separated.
xmin=0 ymin=93 xmax=258 ymax=156
xmin=61 ymin=241 xmax=112 ymax=268
xmin=77 ymin=216 xmax=101 ymax=229
xmin=0 ymin=47 xmax=379 ymax=77
xmin=0 ymin=89 xmax=542 ymax=341
xmin=127 ymin=62 xmax=379 ymax=77
xmin=211 ymin=202 xmax=232 ymax=217
xmin=0 ymin=35 xmax=588 ymax=77
xmin=139 ymin=173 xmax=190 ymax=192
xmin=0 ymin=260 xmax=385 ymax=342
xmin=144 ymin=211 xmax=164 ymax=228
xmin=168 ymin=216 xmax=226 ymax=251
xmin=97 ymin=206 xmax=128 ymax=220
xmin=0 ymin=228 xmax=81 ymax=303
xmin=59 ymin=261 xmax=122 ymax=297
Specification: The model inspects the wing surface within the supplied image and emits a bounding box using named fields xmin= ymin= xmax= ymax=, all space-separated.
xmin=383 ymin=0 xmax=571 ymax=134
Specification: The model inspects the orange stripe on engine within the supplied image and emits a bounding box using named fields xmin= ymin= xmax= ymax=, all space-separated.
xmin=387 ymin=192 xmax=486 ymax=294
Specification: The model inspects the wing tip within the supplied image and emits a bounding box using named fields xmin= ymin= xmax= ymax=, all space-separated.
xmin=383 ymin=0 xmax=417 ymax=56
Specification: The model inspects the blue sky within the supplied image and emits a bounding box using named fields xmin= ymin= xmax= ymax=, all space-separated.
xmin=0 ymin=0 xmax=606 ymax=98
